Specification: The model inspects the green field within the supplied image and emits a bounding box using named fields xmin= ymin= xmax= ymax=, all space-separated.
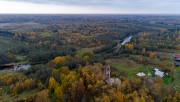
xmin=106 ymin=53 xmax=180 ymax=91
xmin=106 ymin=58 xmax=154 ymax=78
xmin=0 ymin=70 xmax=14 ymax=76
xmin=76 ymin=46 xmax=102 ymax=57
xmin=76 ymin=48 xmax=93 ymax=57
xmin=40 ymin=32 xmax=56 ymax=37
xmin=172 ymin=66 xmax=180 ymax=91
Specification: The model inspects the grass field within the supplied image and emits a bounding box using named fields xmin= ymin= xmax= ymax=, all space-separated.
xmin=40 ymin=32 xmax=56 ymax=37
xmin=106 ymin=58 xmax=154 ymax=78
xmin=0 ymin=70 xmax=14 ymax=76
xmin=76 ymin=49 xmax=92 ymax=57
xmin=172 ymin=66 xmax=180 ymax=91
xmin=76 ymin=46 xmax=103 ymax=57
xmin=106 ymin=53 xmax=180 ymax=91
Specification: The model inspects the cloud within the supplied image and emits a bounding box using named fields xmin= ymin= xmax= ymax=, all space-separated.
xmin=3 ymin=0 xmax=180 ymax=11
xmin=0 ymin=0 xmax=180 ymax=14
xmin=2 ymin=0 xmax=111 ymax=6
xmin=0 ymin=0 xmax=139 ymax=14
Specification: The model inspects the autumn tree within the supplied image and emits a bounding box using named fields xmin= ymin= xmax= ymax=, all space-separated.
xmin=53 ymin=56 xmax=65 ymax=65
xmin=125 ymin=43 xmax=134 ymax=49
xmin=35 ymin=90 xmax=50 ymax=102
xmin=38 ymin=82 xmax=44 ymax=90
xmin=54 ymin=86 xmax=63 ymax=101
xmin=115 ymin=91 xmax=124 ymax=102
xmin=149 ymin=51 xmax=156 ymax=59
xmin=48 ymin=77 xmax=58 ymax=92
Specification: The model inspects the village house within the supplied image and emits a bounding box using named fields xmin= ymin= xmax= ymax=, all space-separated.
xmin=14 ymin=64 xmax=31 ymax=71
xmin=137 ymin=68 xmax=164 ymax=77
xmin=174 ymin=54 xmax=180 ymax=66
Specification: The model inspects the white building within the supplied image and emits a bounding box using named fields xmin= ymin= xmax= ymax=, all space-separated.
xmin=14 ymin=64 xmax=31 ymax=71
xmin=154 ymin=68 xmax=164 ymax=77
xmin=137 ymin=72 xmax=146 ymax=77
xmin=121 ymin=36 xmax=132 ymax=45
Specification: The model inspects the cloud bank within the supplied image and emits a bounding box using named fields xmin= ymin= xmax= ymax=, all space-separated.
xmin=0 ymin=0 xmax=180 ymax=14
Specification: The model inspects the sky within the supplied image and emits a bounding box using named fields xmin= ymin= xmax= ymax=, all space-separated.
xmin=0 ymin=0 xmax=180 ymax=14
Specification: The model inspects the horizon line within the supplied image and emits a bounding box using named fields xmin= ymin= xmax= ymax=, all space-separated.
xmin=0 ymin=13 xmax=180 ymax=16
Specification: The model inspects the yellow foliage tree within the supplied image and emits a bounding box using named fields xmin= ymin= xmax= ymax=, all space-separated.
xmin=83 ymin=55 xmax=89 ymax=62
xmin=53 ymin=56 xmax=66 ymax=65
xmin=103 ymin=95 xmax=110 ymax=102
xmin=125 ymin=44 xmax=134 ymax=49
xmin=60 ymin=66 xmax=70 ymax=75
xmin=24 ymin=78 xmax=35 ymax=90
xmin=149 ymin=51 xmax=156 ymax=59
xmin=38 ymin=82 xmax=44 ymax=90
xmin=12 ymin=86 xmax=18 ymax=96
xmin=48 ymin=77 xmax=58 ymax=92
xmin=54 ymin=86 xmax=63 ymax=102
xmin=140 ymin=97 xmax=146 ymax=102
xmin=116 ymin=91 xmax=124 ymax=102
xmin=35 ymin=90 xmax=50 ymax=102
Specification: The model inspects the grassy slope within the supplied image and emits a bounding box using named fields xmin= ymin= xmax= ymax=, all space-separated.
xmin=106 ymin=51 xmax=180 ymax=91
xmin=76 ymin=46 xmax=103 ymax=57
xmin=76 ymin=48 xmax=93 ymax=57
xmin=0 ymin=70 xmax=14 ymax=76
xmin=172 ymin=66 xmax=180 ymax=91
xmin=106 ymin=58 xmax=153 ymax=78
xmin=40 ymin=32 xmax=56 ymax=37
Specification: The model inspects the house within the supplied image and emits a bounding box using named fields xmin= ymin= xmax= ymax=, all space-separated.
xmin=173 ymin=54 xmax=180 ymax=66
xmin=153 ymin=68 xmax=164 ymax=77
xmin=174 ymin=54 xmax=180 ymax=61
xmin=14 ymin=64 xmax=31 ymax=71
xmin=121 ymin=36 xmax=132 ymax=45
xmin=137 ymin=72 xmax=146 ymax=77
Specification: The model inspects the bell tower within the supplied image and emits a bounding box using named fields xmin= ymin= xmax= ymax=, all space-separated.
xmin=105 ymin=65 xmax=111 ymax=79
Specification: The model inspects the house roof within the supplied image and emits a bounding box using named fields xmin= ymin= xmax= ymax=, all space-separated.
xmin=174 ymin=54 xmax=180 ymax=58
xmin=154 ymin=68 xmax=164 ymax=77
xmin=137 ymin=72 xmax=146 ymax=77
xmin=121 ymin=36 xmax=132 ymax=45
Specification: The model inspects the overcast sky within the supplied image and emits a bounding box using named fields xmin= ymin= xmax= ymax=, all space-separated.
xmin=0 ymin=0 xmax=180 ymax=14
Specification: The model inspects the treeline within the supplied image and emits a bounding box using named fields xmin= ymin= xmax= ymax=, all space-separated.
xmin=0 ymin=31 xmax=15 ymax=37
xmin=0 ymin=53 xmax=16 ymax=64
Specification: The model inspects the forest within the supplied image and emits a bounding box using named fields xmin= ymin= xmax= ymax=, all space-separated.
xmin=0 ymin=14 xmax=179 ymax=102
